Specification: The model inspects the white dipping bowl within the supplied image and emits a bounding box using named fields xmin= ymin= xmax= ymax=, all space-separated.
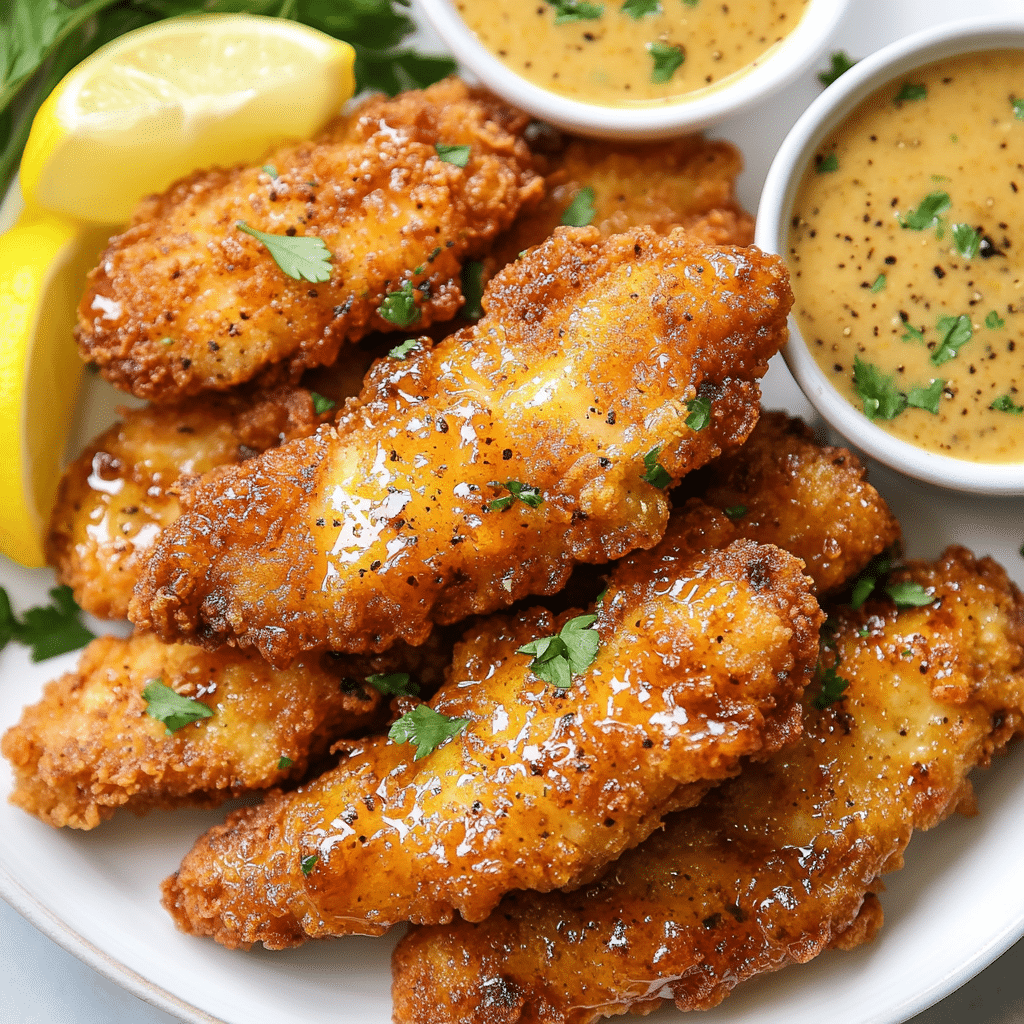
xmin=757 ymin=17 xmax=1024 ymax=496
xmin=413 ymin=0 xmax=850 ymax=139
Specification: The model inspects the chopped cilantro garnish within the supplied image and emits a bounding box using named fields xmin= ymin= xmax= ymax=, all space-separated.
xmin=561 ymin=186 xmax=596 ymax=227
xmin=930 ymin=314 xmax=973 ymax=366
xmin=893 ymin=82 xmax=927 ymax=103
xmin=388 ymin=704 xmax=470 ymax=760
xmin=517 ymin=614 xmax=600 ymax=690
xmin=641 ymin=446 xmax=672 ymax=488
xmin=991 ymin=394 xmax=1024 ymax=415
xmin=816 ymin=152 xmax=839 ymax=174
xmin=278 ymin=756 xmax=294 ymax=770
xmin=884 ymin=580 xmax=933 ymax=607
xmin=379 ymin=279 xmax=420 ymax=327
xmin=366 ymin=672 xmax=421 ymax=696
xmin=907 ymin=379 xmax=943 ymax=414
xmin=142 ymin=679 xmax=213 ymax=735
xmin=850 ymin=553 xmax=893 ymax=609
xmin=488 ymin=481 xmax=544 ymax=512
xmin=902 ymin=322 xmax=925 ymax=344
xmin=648 ymin=41 xmax=685 ymax=83
xmin=723 ymin=505 xmax=748 ymax=520
xmin=952 ymin=223 xmax=981 ymax=259
xmin=685 ymin=395 xmax=712 ymax=430
xmin=857 ymin=627 xmax=871 ymax=638
xmin=818 ymin=51 xmax=856 ymax=87
xmin=461 ymin=260 xmax=485 ymax=320
xmin=870 ymin=273 xmax=886 ymax=292
xmin=853 ymin=356 xmax=907 ymax=421
xmin=262 ymin=164 xmax=279 ymax=179
xmin=621 ymin=0 xmax=661 ymax=16
xmin=813 ymin=664 xmax=850 ymax=709
xmin=235 ymin=221 xmax=332 ymax=283
xmin=0 ymin=585 xmax=94 ymax=662
xmin=898 ymin=191 xmax=950 ymax=231
xmin=1013 ymin=97 xmax=1024 ymax=120
xmin=300 ymin=853 xmax=319 ymax=876
xmin=547 ymin=0 xmax=604 ymax=23
xmin=310 ymin=391 xmax=336 ymax=415
xmin=986 ymin=311 xmax=1006 ymax=330
xmin=388 ymin=338 xmax=421 ymax=360
xmin=435 ymin=143 xmax=471 ymax=167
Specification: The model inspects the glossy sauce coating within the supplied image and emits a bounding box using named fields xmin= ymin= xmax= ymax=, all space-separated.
xmin=456 ymin=0 xmax=808 ymax=107
xmin=788 ymin=51 xmax=1024 ymax=462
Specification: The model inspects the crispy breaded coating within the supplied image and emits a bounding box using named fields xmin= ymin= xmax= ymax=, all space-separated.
xmin=76 ymin=78 xmax=543 ymax=402
xmin=391 ymin=547 xmax=1024 ymax=1024
xmin=1 ymin=630 xmax=446 ymax=829
xmin=159 ymin=512 xmax=821 ymax=948
xmin=131 ymin=227 xmax=792 ymax=665
xmin=695 ymin=411 xmax=901 ymax=593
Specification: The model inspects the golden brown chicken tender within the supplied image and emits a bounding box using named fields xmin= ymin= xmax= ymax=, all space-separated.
xmin=159 ymin=507 xmax=821 ymax=949
xmin=131 ymin=227 xmax=793 ymax=665
xmin=1 ymin=630 xmax=446 ymax=829
xmin=391 ymin=547 xmax=1024 ymax=1024
xmin=76 ymin=78 xmax=543 ymax=402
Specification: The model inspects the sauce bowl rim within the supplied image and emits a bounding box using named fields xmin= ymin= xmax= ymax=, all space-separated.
xmin=412 ymin=0 xmax=851 ymax=139
xmin=756 ymin=15 xmax=1024 ymax=496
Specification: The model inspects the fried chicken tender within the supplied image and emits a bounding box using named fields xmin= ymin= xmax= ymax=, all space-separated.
xmin=391 ymin=547 xmax=1024 ymax=1024
xmin=1 ymin=630 xmax=446 ymax=829
xmin=131 ymin=227 xmax=793 ymax=665
xmin=160 ymin=509 xmax=822 ymax=948
xmin=76 ymin=78 xmax=543 ymax=402
xmin=695 ymin=411 xmax=901 ymax=594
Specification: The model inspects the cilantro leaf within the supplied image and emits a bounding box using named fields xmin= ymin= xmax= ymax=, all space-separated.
xmin=991 ymin=394 xmax=1024 ymax=415
xmin=952 ymin=223 xmax=981 ymax=259
xmin=849 ymin=553 xmax=893 ymax=609
xmin=898 ymin=191 xmax=950 ymax=231
xmin=561 ymin=186 xmax=596 ymax=227
xmin=818 ymin=50 xmax=856 ymax=87
xmin=366 ymin=671 xmax=420 ymax=696
xmin=547 ymin=0 xmax=604 ymax=23
xmin=902 ymin=322 xmax=925 ymax=344
xmin=461 ymin=260 xmax=485 ymax=320
xmin=517 ymin=614 xmax=600 ymax=689
xmin=6 ymin=586 xmax=95 ymax=662
xmin=685 ymin=395 xmax=711 ymax=430
xmin=648 ymin=41 xmax=685 ymax=84
xmin=142 ymin=679 xmax=214 ymax=735
xmin=388 ymin=704 xmax=469 ymax=760
xmin=986 ymin=311 xmax=1006 ymax=330
xmin=907 ymin=379 xmax=944 ymax=414
xmin=310 ymin=391 xmax=336 ymax=415
xmin=1013 ymin=97 xmax=1024 ymax=120
xmin=813 ymin=664 xmax=850 ymax=709
xmin=641 ymin=446 xmax=672 ymax=488
xmin=621 ymin=0 xmax=660 ymax=16
xmin=435 ymin=143 xmax=471 ymax=167
xmin=236 ymin=221 xmax=332 ymax=283
xmin=816 ymin=152 xmax=839 ymax=174
xmin=853 ymin=356 xmax=907 ymax=421
xmin=930 ymin=314 xmax=973 ymax=366
xmin=300 ymin=853 xmax=318 ymax=876
xmin=870 ymin=273 xmax=886 ymax=292
xmin=277 ymin=756 xmax=294 ymax=769
xmin=723 ymin=505 xmax=748 ymax=520
xmin=0 ymin=588 xmax=16 ymax=652
xmin=884 ymin=581 xmax=934 ymax=607
xmin=355 ymin=48 xmax=457 ymax=96
xmin=379 ymin=279 xmax=420 ymax=327
xmin=894 ymin=82 xmax=927 ymax=103
xmin=488 ymin=481 xmax=544 ymax=512
xmin=388 ymin=338 xmax=421 ymax=360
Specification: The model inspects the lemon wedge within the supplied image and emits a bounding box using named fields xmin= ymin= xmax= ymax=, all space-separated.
xmin=21 ymin=14 xmax=355 ymax=225
xmin=0 ymin=212 xmax=110 ymax=566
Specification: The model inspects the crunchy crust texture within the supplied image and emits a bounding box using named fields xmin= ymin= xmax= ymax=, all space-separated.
xmin=76 ymin=78 xmax=543 ymax=402
xmin=159 ymin=511 xmax=821 ymax=948
xmin=390 ymin=547 xmax=1024 ymax=1024
xmin=130 ymin=226 xmax=792 ymax=665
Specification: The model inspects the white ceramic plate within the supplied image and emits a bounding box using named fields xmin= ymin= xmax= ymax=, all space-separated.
xmin=2 ymin=1 xmax=1023 ymax=1022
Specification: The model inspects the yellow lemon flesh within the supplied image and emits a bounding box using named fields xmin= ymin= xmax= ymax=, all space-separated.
xmin=21 ymin=14 xmax=355 ymax=224
xmin=0 ymin=213 xmax=110 ymax=566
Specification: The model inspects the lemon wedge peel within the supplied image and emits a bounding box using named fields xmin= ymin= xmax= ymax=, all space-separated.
xmin=21 ymin=15 xmax=355 ymax=225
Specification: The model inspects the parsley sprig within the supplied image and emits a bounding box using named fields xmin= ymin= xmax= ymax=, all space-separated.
xmin=236 ymin=222 xmax=332 ymax=283
xmin=641 ymin=447 xmax=671 ymax=488
xmin=849 ymin=554 xmax=934 ymax=610
xmin=388 ymin=704 xmax=469 ymax=760
xmin=0 ymin=585 xmax=94 ymax=662
xmin=818 ymin=50 xmax=856 ymax=87
xmin=379 ymin=279 xmax=421 ymax=327
xmin=488 ymin=481 xmax=544 ymax=512
xmin=517 ymin=614 xmax=600 ymax=689
xmin=366 ymin=671 xmax=420 ymax=696
xmin=547 ymin=0 xmax=604 ymax=23
xmin=648 ymin=41 xmax=684 ymax=84
xmin=142 ymin=678 xmax=214 ymax=734
xmin=898 ymin=191 xmax=950 ymax=233
xmin=812 ymin=617 xmax=849 ymax=710
xmin=561 ymin=186 xmax=596 ymax=227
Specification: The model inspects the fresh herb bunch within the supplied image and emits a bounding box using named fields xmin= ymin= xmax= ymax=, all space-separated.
xmin=0 ymin=0 xmax=456 ymax=200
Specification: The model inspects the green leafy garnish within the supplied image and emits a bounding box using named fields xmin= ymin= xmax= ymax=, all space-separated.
xmin=142 ymin=679 xmax=213 ymax=735
xmin=884 ymin=580 xmax=934 ymax=607
xmin=435 ymin=143 xmax=471 ymax=167
xmin=685 ymin=395 xmax=711 ymax=430
xmin=300 ymin=853 xmax=318 ymax=876
xmin=366 ymin=672 xmax=420 ymax=696
xmin=898 ymin=191 xmax=950 ymax=231
xmin=930 ymin=314 xmax=972 ymax=366
xmin=952 ymin=223 xmax=981 ymax=259
xmin=816 ymin=152 xmax=839 ymax=174
xmin=488 ymin=481 xmax=544 ymax=512
xmin=388 ymin=338 xmax=421 ymax=360
xmin=561 ymin=186 xmax=596 ymax=227
xmin=813 ymin=664 xmax=850 ymax=710
xmin=379 ymin=279 xmax=420 ymax=327
xmin=648 ymin=41 xmax=684 ymax=83
xmin=310 ymin=391 xmax=336 ymax=415
xmin=902 ymin=322 xmax=925 ymax=344
xmin=853 ymin=356 xmax=906 ymax=421
xmin=1012 ymin=97 xmax=1024 ymax=120
xmin=986 ymin=311 xmax=1006 ymax=330
xmin=236 ymin=221 xmax=332 ymax=283
xmin=723 ymin=505 xmax=748 ymax=520
xmin=850 ymin=553 xmax=893 ymax=609
xmin=261 ymin=164 xmax=278 ymax=179
xmin=517 ymin=614 xmax=600 ymax=690
xmin=907 ymin=379 xmax=944 ymax=414
xmin=547 ymin=0 xmax=604 ymax=23
xmin=893 ymin=82 xmax=927 ymax=103
xmin=461 ymin=260 xmax=485 ymax=320
xmin=818 ymin=51 xmax=856 ymax=87
xmin=641 ymin=446 xmax=672 ymax=488
xmin=870 ymin=273 xmax=886 ymax=292
xmin=277 ymin=756 xmax=294 ymax=769
xmin=0 ymin=585 xmax=94 ymax=662
xmin=991 ymin=394 xmax=1024 ymax=415
xmin=388 ymin=704 xmax=470 ymax=760
xmin=621 ymin=0 xmax=660 ymax=16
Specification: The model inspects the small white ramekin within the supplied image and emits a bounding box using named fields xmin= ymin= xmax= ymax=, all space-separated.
xmin=756 ymin=17 xmax=1024 ymax=496
xmin=413 ymin=0 xmax=850 ymax=139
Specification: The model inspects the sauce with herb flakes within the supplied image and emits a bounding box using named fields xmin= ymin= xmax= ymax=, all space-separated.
xmin=788 ymin=50 xmax=1024 ymax=463
xmin=454 ymin=0 xmax=809 ymax=107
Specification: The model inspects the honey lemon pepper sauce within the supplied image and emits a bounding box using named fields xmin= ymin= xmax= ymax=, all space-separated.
xmin=455 ymin=0 xmax=809 ymax=106
xmin=788 ymin=51 xmax=1024 ymax=463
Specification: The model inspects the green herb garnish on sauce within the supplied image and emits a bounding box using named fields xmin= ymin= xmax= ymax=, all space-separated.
xmin=813 ymin=663 xmax=849 ymax=710
xmin=1012 ymin=98 xmax=1024 ymax=120
xmin=388 ymin=704 xmax=470 ymax=760
xmin=310 ymin=392 xmax=336 ymax=415
xmin=816 ymin=152 xmax=839 ymax=174
xmin=853 ymin=356 xmax=906 ymax=421
xmin=487 ymin=481 xmax=544 ymax=512
xmin=952 ymin=223 xmax=981 ymax=259
xmin=561 ymin=186 xmax=597 ymax=227
xmin=621 ymin=0 xmax=661 ymax=16
xmin=870 ymin=273 xmax=886 ymax=292
xmin=902 ymin=322 xmax=925 ymax=344
xmin=300 ymin=853 xmax=319 ymax=876
xmin=930 ymin=314 xmax=973 ymax=366
xmin=378 ymin=279 xmax=420 ymax=327
xmin=388 ymin=338 xmax=421 ymax=360
xmin=898 ymin=191 xmax=950 ymax=232
xmin=648 ymin=41 xmax=685 ymax=83
xmin=685 ymin=395 xmax=711 ymax=430
xmin=986 ymin=311 xmax=1006 ymax=330
xmin=991 ymin=394 xmax=1024 ymax=415
xmin=907 ymin=379 xmax=944 ymax=415
xmin=434 ymin=143 xmax=471 ymax=167
xmin=884 ymin=580 xmax=934 ymax=607
xmin=893 ymin=82 xmax=927 ymax=104
xmin=818 ymin=51 xmax=856 ymax=88
xmin=548 ymin=0 xmax=604 ymax=24
xmin=641 ymin=446 xmax=672 ymax=488
xmin=517 ymin=614 xmax=600 ymax=690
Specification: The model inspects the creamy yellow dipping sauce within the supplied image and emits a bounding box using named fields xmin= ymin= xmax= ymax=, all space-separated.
xmin=788 ymin=50 xmax=1024 ymax=464
xmin=455 ymin=0 xmax=809 ymax=107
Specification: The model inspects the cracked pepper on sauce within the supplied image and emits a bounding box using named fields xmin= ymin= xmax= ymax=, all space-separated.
xmin=454 ymin=0 xmax=809 ymax=107
xmin=788 ymin=50 xmax=1024 ymax=463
